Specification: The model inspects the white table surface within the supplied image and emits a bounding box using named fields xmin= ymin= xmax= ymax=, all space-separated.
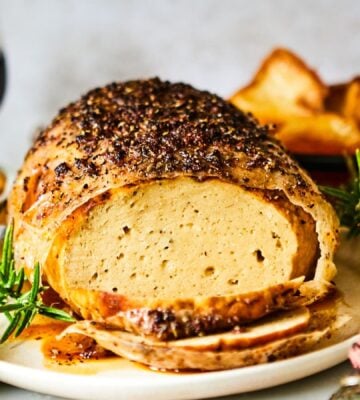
xmin=0 ymin=0 xmax=359 ymax=398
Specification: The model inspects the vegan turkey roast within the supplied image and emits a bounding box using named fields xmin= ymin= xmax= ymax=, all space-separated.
xmin=8 ymin=78 xmax=341 ymax=369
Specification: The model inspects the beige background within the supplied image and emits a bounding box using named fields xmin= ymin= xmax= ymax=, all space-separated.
xmin=0 ymin=0 xmax=359 ymax=171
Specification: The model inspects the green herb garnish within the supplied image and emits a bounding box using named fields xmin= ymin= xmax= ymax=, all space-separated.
xmin=0 ymin=223 xmax=75 ymax=343
xmin=320 ymin=149 xmax=360 ymax=238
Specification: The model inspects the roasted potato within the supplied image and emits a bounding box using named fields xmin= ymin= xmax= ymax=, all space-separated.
xmin=230 ymin=48 xmax=327 ymax=124
xmin=276 ymin=114 xmax=360 ymax=155
xmin=230 ymin=48 xmax=360 ymax=155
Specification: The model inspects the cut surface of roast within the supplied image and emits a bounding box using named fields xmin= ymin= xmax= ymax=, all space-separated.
xmin=60 ymin=178 xmax=318 ymax=299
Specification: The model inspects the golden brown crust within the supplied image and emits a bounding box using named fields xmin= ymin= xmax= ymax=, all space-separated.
xmin=10 ymin=78 xmax=316 ymax=228
xmin=62 ymin=278 xmax=334 ymax=340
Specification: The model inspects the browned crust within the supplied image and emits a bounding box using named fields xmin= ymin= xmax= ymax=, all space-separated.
xmin=9 ymin=78 xmax=315 ymax=229
xmin=62 ymin=278 xmax=333 ymax=341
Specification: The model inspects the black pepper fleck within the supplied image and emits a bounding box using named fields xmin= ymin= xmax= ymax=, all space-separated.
xmin=54 ymin=162 xmax=70 ymax=177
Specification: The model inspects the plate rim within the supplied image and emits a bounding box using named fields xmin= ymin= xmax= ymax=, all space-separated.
xmin=0 ymin=333 xmax=359 ymax=400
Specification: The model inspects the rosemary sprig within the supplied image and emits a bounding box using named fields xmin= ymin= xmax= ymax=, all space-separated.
xmin=0 ymin=223 xmax=75 ymax=343
xmin=320 ymin=149 xmax=360 ymax=238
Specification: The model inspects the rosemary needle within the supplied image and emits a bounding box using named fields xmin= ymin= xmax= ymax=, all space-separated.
xmin=320 ymin=149 xmax=360 ymax=238
xmin=0 ymin=222 xmax=75 ymax=343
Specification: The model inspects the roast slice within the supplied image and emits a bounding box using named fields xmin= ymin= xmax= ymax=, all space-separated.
xmin=63 ymin=308 xmax=325 ymax=371
xmin=65 ymin=278 xmax=334 ymax=340
xmin=65 ymin=328 xmax=328 ymax=371
xmin=62 ymin=303 xmax=354 ymax=371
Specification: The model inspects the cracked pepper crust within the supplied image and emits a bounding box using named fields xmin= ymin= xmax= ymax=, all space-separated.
xmin=8 ymin=78 xmax=339 ymax=337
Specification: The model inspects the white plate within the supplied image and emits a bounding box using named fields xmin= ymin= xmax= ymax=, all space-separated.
xmin=0 ymin=239 xmax=359 ymax=400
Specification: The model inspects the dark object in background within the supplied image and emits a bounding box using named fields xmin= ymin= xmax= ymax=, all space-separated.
xmin=0 ymin=50 xmax=6 ymax=107
xmin=295 ymin=154 xmax=351 ymax=187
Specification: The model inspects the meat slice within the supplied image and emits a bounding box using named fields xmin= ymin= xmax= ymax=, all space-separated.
xmin=63 ymin=307 xmax=326 ymax=371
